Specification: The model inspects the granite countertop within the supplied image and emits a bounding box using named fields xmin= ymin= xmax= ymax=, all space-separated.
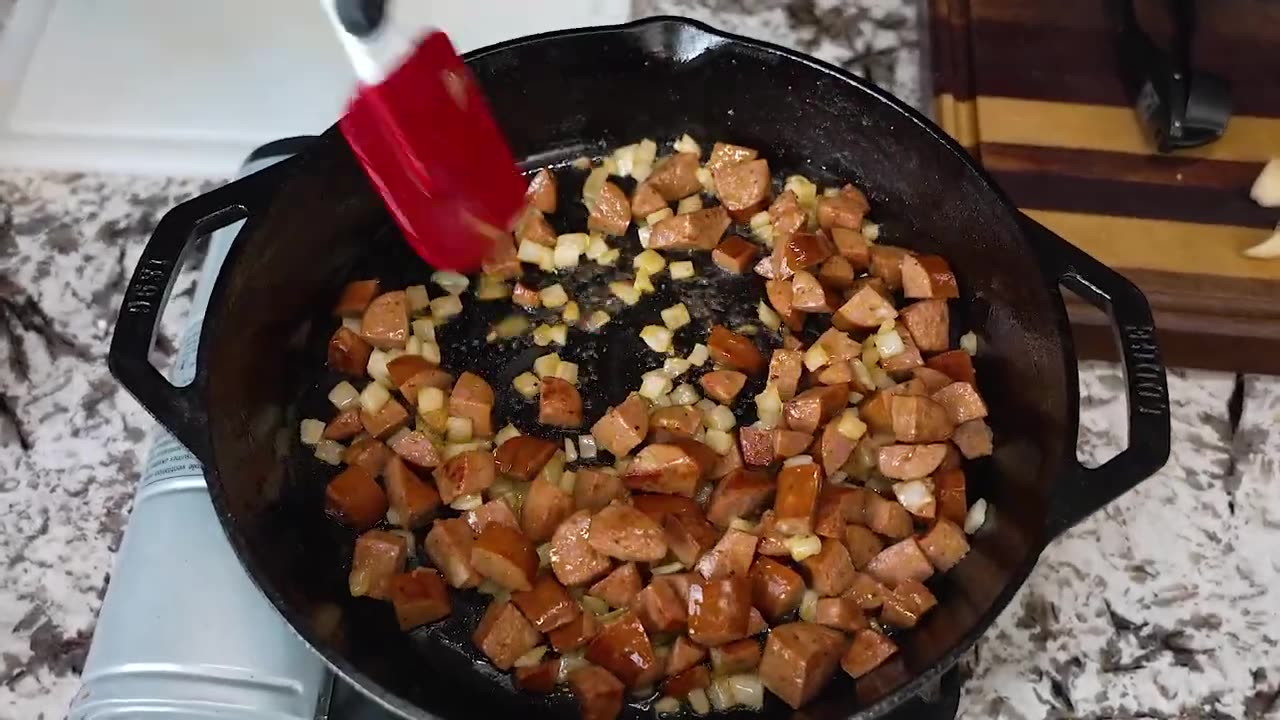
xmin=2 ymin=1 xmax=1278 ymax=719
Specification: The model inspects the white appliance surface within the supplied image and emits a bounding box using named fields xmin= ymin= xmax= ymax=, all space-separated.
xmin=0 ymin=0 xmax=631 ymax=177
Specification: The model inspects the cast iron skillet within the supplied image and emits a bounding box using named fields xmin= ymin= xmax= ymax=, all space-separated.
xmin=107 ymin=17 xmax=1171 ymax=720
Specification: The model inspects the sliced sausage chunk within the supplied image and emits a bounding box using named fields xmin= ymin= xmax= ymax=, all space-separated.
xmin=841 ymin=628 xmax=898 ymax=679
xmin=758 ymin=622 xmax=848 ymax=709
xmin=934 ymin=469 xmax=968 ymax=526
xmin=592 ymin=393 xmax=651 ymax=457
xmin=589 ymin=563 xmax=644 ymax=609
xmin=878 ymin=443 xmax=948 ymax=480
xmin=630 ymin=494 xmax=703 ymax=524
xmin=389 ymin=429 xmax=441 ymax=470
xmin=712 ymin=236 xmax=759 ymax=274
xmin=515 ymin=658 xmax=561 ymax=694
xmin=349 ymin=530 xmax=406 ymax=599
xmin=706 ymin=142 xmax=759 ymax=174
xmin=831 ymin=227 xmax=870 ymax=268
xmin=783 ymin=384 xmax=846 ymax=434
xmin=912 ymin=366 xmax=954 ymax=393
xmin=664 ymin=665 xmax=711 ymax=700
xmin=880 ymin=578 xmax=938 ymax=629
xmin=589 ymin=181 xmax=631 ymax=236
xmin=902 ymin=254 xmax=960 ymax=299
xmin=646 ymin=152 xmax=702 ymax=201
xmin=711 ymin=638 xmax=762 ymax=675
xmin=521 ymin=476 xmax=574 ymax=543
xmin=774 ymin=462 xmax=822 ymax=536
xmin=324 ymin=408 xmax=363 ymax=441
xmin=569 ymin=665 xmax=625 ymax=720
xmin=514 ymin=206 xmax=557 ymax=248
xmin=550 ymin=510 xmax=613 ymax=586
xmin=585 ymin=610 xmax=658 ymax=687
xmin=862 ymin=492 xmax=914 ymax=539
xmin=918 ymin=518 xmax=971 ymax=571
xmin=525 ymin=168 xmax=557 ymax=213
xmin=819 ymin=255 xmax=857 ymax=289
xmin=650 ymin=406 xmax=702 ymax=439
xmin=843 ymin=572 xmax=889 ymax=611
xmin=334 ymin=279 xmax=380 ymax=317
xmin=926 ymin=349 xmax=977 ymax=384
xmin=699 ymin=370 xmax=748 ymax=404
xmin=687 ymin=576 xmax=752 ymax=647
xmin=952 ymin=418 xmax=993 ymax=458
xmin=425 ymin=517 xmax=481 ymax=588
xmin=388 ymin=568 xmax=451 ymax=629
xmin=768 ymin=349 xmax=803 ymax=400
xmin=631 ymin=578 xmax=688 ymax=634
xmin=495 ymin=435 xmax=558 ymax=482
xmin=707 ymin=325 xmax=765 ymax=374
xmin=360 ymin=399 xmax=409 ymax=440
xmin=482 ymin=232 xmax=521 ymax=279
xmin=835 ymin=285 xmax=897 ymax=331
xmin=384 ymin=456 xmax=441 ymax=528
xmin=813 ymin=597 xmax=867 ymax=633
xmin=813 ymin=485 xmax=865 ymax=538
xmin=588 ymin=502 xmax=668 ymax=562
xmin=880 ymin=329 xmax=925 ymax=376
xmin=450 ymin=371 xmax=494 ymax=437
xmin=631 ymin=181 xmax=668 ymax=219
xmin=663 ymin=513 xmax=720 ymax=568
xmin=574 ymin=467 xmax=625 ymax=512
xmin=538 ymin=376 xmax=583 ymax=428
xmin=843 ymin=525 xmax=885 ymax=570
xmin=667 ymin=635 xmax=708 ymax=677
xmin=791 ymin=270 xmax=836 ymax=313
xmin=764 ymin=280 xmax=802 ymax=334
xmin=816 ymin=184 xmax=870 ymax=231
xmin=434 ymin=449 xmax=496 ymax=503
xmin=512 ymin=573 xmax=580 ymax=632
xmin=624 ymin=443 xmax=701 ymax=497
xmin=473 ymin=599 xmax=542 ymax=671
xmin=343 ymin=435 xmax=391 ymax=474
xmin=865 ymin=538 xmax=935 ymax=587
xmin=739 ymin=425 xmax=775 ymax=467
xmin=548 ymin=609 xmax=599 ymax=652
xmin=706 ymin=469 xmax=775 ymax=527
xmin=816 ymin=422 xmax=856 ymax=478
xmin=749 ymin=557 xmax=805 ymax=621
xmin=465 ymin=497 xmax=519 ymax=533
xmin=932 ymin=381 xmax=989 ymax=425
xmin=801 ymin=538 xmax=858 ymax=596
xmin=325 ymin=465 xmax=387 ymax=531
xmin=695 ymin=528 xmax=759 ymax=580
xmin=714 ymin=158 xmax=771 ymax=221
xmin=868 ymin=245 xmax=909 ymax=291
xmin=891 ymin=394 xmax=955 ymax=443
xmin=649 ymin=206 xmax=731 ymax=250
xmin=361 ymin=290 xmax=409 ymax=349
xmin=327 ymin=326 xmax=373 ymax=376
xmin=471 ymin=524 xmax=538 ymax=592
xmin=899 ymin=299 xmax=950 ymax=353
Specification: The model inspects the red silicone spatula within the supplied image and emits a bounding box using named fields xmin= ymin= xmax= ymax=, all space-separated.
xmin=325 ymin=0 xmax=527 ymax=272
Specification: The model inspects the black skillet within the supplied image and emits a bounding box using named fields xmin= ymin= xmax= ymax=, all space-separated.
xmin=107 ymin=16 xmax=1171 ymax=720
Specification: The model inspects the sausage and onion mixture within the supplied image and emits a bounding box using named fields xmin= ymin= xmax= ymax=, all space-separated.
xmin=300 ymin=135 xmax=992 ymax=720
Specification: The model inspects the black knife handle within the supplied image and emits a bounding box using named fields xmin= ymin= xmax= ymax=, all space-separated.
xmin=336 ymin=0 xmax=387 ymax=38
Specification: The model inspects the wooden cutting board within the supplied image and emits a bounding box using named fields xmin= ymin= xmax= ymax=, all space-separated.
xmin=929 ymin=0 xmax=1280 ymax=374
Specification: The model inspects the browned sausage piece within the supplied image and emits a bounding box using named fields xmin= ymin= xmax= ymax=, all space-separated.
xmin=383 ymin=456 xmax=441 ymax=528
xmin=424 ymin=517 xmax=480 ymax=588
xmin=865 ymin=538 xmax=935 ymax=587
xmin=495 ymin=435 xmax=558 ymax=482
xmin=699 ymin=370 xmax=748 ymax=405
xmin=708 ymin=325 xmax=766 ymax=375
xmin=932 ymin=382 xmax=989 ymax=425
xmin=830 ymin=227 xmax=870 ymax=269
xmin=574 ymin=467 xmax=624 ymax=513
xmin=334 ymin=279 xmax=380 ymax=317
xmin=548 ymin=609 xmax=599 ymax=652
xmin=663 ymin=513 xmax=720 ymax=568
xmin=514 ymin=206 xmax=557 ymax=248
xmin=512 ymin=572 xmax=580 ymax=633
xmin=840 ymin=628 xmax=898 ymax=679
xmin=835 ymin=284 xmax=898 ymax=331
xmin=714 ymin=158 xmax=771 ymax=221
xmin=712 ymin=236 xmax=760 ymax=274
xmin=774 ymin=462 xmax=822 ymax=536
xmin=695 ymin=528 xmax=759 ymax=580
xmin=647 ymin=152 xmax=702 ymax=201
xmin=447 ymin=372 xmax=492 ymax=437
xmin=843 ymin=572 xmax=889 ymax=610
xmin=878 ymin=443 xmax=949 ymax=480
xmin=631 ymin=182 xmax=668 ymax=219
xmin=588 ymin=563 xmax=643 ymax=608
xmin=768 ymin=349 xmax=803 ymax=401
xmin=868 ymin=245 xmax=909 ymax=292
xmin=549 ymin=510 xmax=613 ymax=586
xmin=791 ymin=270 xmax=837 ymax=313
xmin=327 ymin=326 xmax=373 ymax=376
xmin=783 ymin=384 xmax=847 ymax=435
xmin=817 ymin=257 xmax=855 ymax=293
xmin=512 ymin=282 xmax=542 ymax=308
xmin=360 ymin=399 xmax=410 ymax=440
xmin=706 ymin=469 xmax=775 ymax=527
xmin=388 ymin=568 xmax=451 ymax=630
xmin=881 ymin=329 xmax=925 ymax=377
xmin=926 ymin=349 xmax=977 ymax=384
xmin=952 ymin=419 xmax=993 ymax=459
xmin=385 ymin=354 xmax=432 ymax=389
xmin=748 ymin=557 xmax=805 ymax=622
xmin=739 ymin=425 xmax=775 ymax=467
xmin=585 ymin=610 xmax=659 ymax=687
xmin=814 ymin=423 xmax=855 ymax=479
xmin=667 ymin=635 xmax=708 ymax=676
xmin=934 ymin=469 xmax=968 ymax=526
xmin=325 ymin=465 xmax=388 ymax=531
xmin=898 ymin=299 xmax=950 ymax=353
xmin=568 ymin=665 xmax=625 ymax=720
xmin=520 ymin=476 xmax=574 ymax=543
xmin=765 ymin=278 xmax=805 ymax=331
xmin=754 ymin=512 xmax=791 ymax=557
xmin=918 ymin=518 xmax=971 ymax=572
xmin=591 ymin=393 xmax=651 ymax=458
xmin=857 ymin=392 xmax=895 ymax=436
xmin=816 ymin=184 xmax=870 ymax=231
xmin=361 ymin=290 xmax=409 ymax=350
xmin=890 ymin=394 xmax=955 ymax=443
xmin=389 ymin=429 xmax=441 ymax=470
xmin=801 ymin=538 xmax=857 ymax=596
xmin=515 ymin=658 xmax=561 ymax=694
xmin=880 ymin=579 xmax=938 ymax=629
xmin=687 ymin=576 xmax=752 ymax=647
xmin=911 ymin=367 xmax=954 ymax=394
xmin=782 ymin=232 xmax=837 ymax=276
xmin=649 ymin=206 xmax=732 ymax=251
xmin=631 ymin=578 xmax=688 ymax=634
xmin=649 ymin=406 xmax=701 ymax=440
xmin=862 ymin=492 xmax=914 ymax=539
xmin=902 ymin=254 xmax=960 ymax=299
xmin=772 ymin=429 xmax=813 ymax=459
xmin=813 ymin=485 xmax=863 ymax=538
xmin=474 ymin=599 xmax=542 ymax=671
xmin=349 ymin=530 xmax=406 ymax=599
xmin=817 ymin=360 xmax=855 ymax=387
xmin=623 ymin=443 xmax=701 ymax=497
xmin=324 ymin=408 xmax=363 ymax=441
xmin=747 ymin=607 xmax=769 ymax=636
xmin=760 ymin=192 xmax=800 ymax=243
xmin=588 ymin=502 xmax=668 ymax=562
xmin=711 ymin=638 xmax=762 ymax=675
xmin=843 ymin=525 xmax=884 ymax=570
xmin=526 ymin=168 xmax=557 ymax=213
xmin=630 ymin=494 xmax=703 ymax=524
xmin=464 ymin=498 xmax=519 ymax=534
xmin=758 ymin=622 xmax=849 ymax=709
xmin=399 ymin=366 xmax=454 ymax=406
xmin=814 ymin=597 xmax=867 ymax=633
xmin=663 ymin=665 xmax=711 ymax=700
xmin=482 ymin=232 xmax=521 ymax=280
xmin=471 ymin=524 xmax=538 ymax=592
xmin=706 ymin=142 xmax=759 ymax=174
xmin=433 ymin=449 xmax=496 ymax=503
xmin=589 ymin=181 xmax=632 ymax=236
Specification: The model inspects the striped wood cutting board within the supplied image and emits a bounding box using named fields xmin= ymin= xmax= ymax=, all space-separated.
xmin=929 ymin=0 xmax=1280 ymax=374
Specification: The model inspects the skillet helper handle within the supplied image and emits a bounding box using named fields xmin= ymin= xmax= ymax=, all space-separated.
xmin=1019 ymin=215 xmax=1172 ymax=538
xmin=108 ymin=163 xmax=289 ymax=464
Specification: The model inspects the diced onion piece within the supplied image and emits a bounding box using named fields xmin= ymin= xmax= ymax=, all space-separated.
xmin=673 ymin=133 xmax=701 ymax=156
xmin=1243 ymin=228 xmax=1280 ymax=259
xmin=728 ymin=674 xmax=764 ymax=710
xmin=610 ymin=281 xmax=642 ymax=306
xmin=360 ymin=382 xmax=392 ymax=414
xmin=562 ymin=301 xmax=581 ymax=324
xmin=704 ymin=428 xmax=734 ymax=455
xmin=851 ymin=359 xmax=874 ymax=391
xmin=874 ymin=328 xmax=905 ymax=359
xmin=788 ymin=535 xmax=822 ymax=563
xmin=728 ymin=517 xmax=757 ymax=533
xmin=564 ymin=437 xmax=579 ymax=463
xmin=328 ymin=381 xmax=360 ymax=410
xmin=406 ymin=336 xmax=422 ymax=356
xmin=573 ymin=436 xmax=597 ymax=462
xmin=549 ymin=325 xmax=568 ymax=345
xmin=537 ymin=542 xmax=553 ymax=568
xmin=960 ymin=331 xmax=979 ymax=356
xmin=783 ymin=454 xmax=814 ymax=467
xmin=651 ymin=394 xmax=673 ymax=408
xmin=495 ymin=423 xmax=522 ymax=446
xmin=431 ymin=271 xmax=469 ymax=295
xmin=492 ymin=314 xmax=529 ymax=341
xmin=652 ymin=561 xmax=685 ymax=575
xmin=444 ymin=440 xmax=492 ymax=459
xmin=836 ymin=409 xmax=868 ymax=441
xmin=314 ymin=439 xmax=344 ymax=465
xmin=798 ymin=589 xmax=820 ymax=621
xmin=870 ymin=365 xmax=895 ymax=390
xmin=803 ymin=343 xmax=831 ymax=371
xmin=475 ymin=274 xmax=510 ymax=300
xmin=580 ymin=595 xmax=609 ymax=616
xmin=640 ymin=325 xmax=674 ymax=353
xmin=737 ymin=325 xmax=757 ymax=336
xmin=646 ymin=208 xmax=675 ymax=226
xmin=405 ymin=284 xmax=431 ymax=313
xmin=696 ymin=166 xmax=716 ymax=196
xmin=848 ymin=391 xmax=865 ymax=404
xmin=583 ymin=166 xmax=609 ymax=205
xmin=706 ymin=405 xmax=736 ymax=431
xmin=861 ymin=339 xmax=880 ymax=367
xmin=585 ymin=234 xmax=610 ymax=261
xmin=418 ymin=386 xmax=446 ymax=413
xmin=446 ymin=416 xmax=474 ymax=443
xmin=513 ymin=372 xmax=541 ymax=399
xmin=687 ymin=343 xmax=710 ymax=367
xmin=754 ymin=384 xmax=783 ymax=430
xmin=639 ymin=371 xmax=674 ymax=400
xmin=677 ymin=195 xmax=703 ymax=214
xmin=534 ymin=353 xmax=562 ymax=378
xmin=757 ymin=301 xmax=781 ymax=331
xmin=637 ymin=225 xmax=653 ymax=249
xmin=613 ymin=144 xmax=638 ymax=177
xmin=299 ymin=418 xmax=325 ymax=446
xmin=342 ymin=316 xmax=362 ymax=334
xmin=829 ymin=470 xmax=849 ymax=485
xmin=634 ymin=249 xmax=667 ymax=275
xmin=661 ymin=358 xmax=692 ymax=379
xmin=707 ymin=678 xmax=734 ymax=711
xmin=749 ymin=211 xmax=771 ymax=230
xmin=430 ymin=294 xmax=463 ymax=323
xmin=513 ymin=645 xmax=548 ymax=668
xmin=539 ymin=283 xmax=569 ymax=309
xmin=661 ymin=303 xmax=692 ymax=330
xmin=412 ymin=317 xmax=436 ymax=343
xmin=893 ymin=479 xmax=933 ymax=516
xmin=784 ymin=175 xmax=818 ymax=209
xmin=634 ymin=271 xmax=656 ymax=294
xmin=532 ymin=324 xmax=556 ymax=347
xmin=688 ymin=689 xmax=711 ymax=716
xmin=632 ymin=139 xmax=658 ymax=181
xmin=670 ymin=383 xmax=701 ymax=406
xmin=366 ymin=349 xmax=392 ymax=385
xmin=965 ymin=498 xmax=989 ymax=534
xmin=450 ymin=493 xmax=483 ymax=511
xmin=517 ymin=239 xmax=554 ymax=267
xmin=861 ymin=220 xmax=881 ymax=242
xmin=585 ymin=310 xmax=612 ymax=331
xmin=877 ymin=319 xmax=896 ymax=334
xmin=599 ymin=248 xmax=621 ymax=266
xmin=421 ymin=342 xmax=442 ymax=364
xmin=654 ymin=697 xmax=681 ymax=716
xmin=669 ymin=261 xmax=695 ymax=280
xmin=554 ymin=242 xmax=582 ymax=269
xmin=554 ymin=361 xmax=580 ymax=386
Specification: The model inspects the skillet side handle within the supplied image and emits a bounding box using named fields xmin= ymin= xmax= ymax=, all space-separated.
xmin=108 ymin=162 xmax=290 ymax=464
xmin=1019 ymin=215 xmax=1172 ymax=539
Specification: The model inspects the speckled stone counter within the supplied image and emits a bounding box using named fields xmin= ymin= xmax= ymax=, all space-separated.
xmin=2 ymin=1 xmax=1278 ymax=719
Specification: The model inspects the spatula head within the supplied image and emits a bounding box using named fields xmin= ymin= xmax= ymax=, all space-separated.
xmin=339 ymin=31 xmax=526 ymax=271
